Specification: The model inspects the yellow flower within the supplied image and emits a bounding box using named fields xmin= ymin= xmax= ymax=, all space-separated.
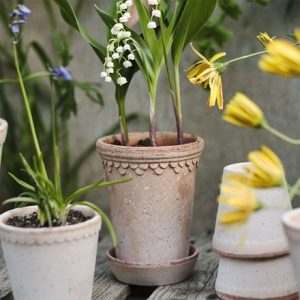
xmin=223 ymin=93 xmax=265 ymax=128
xmin=218 ymin=181 xmax=262 ymax=224
xmin=257 ymin=32 xmax=275 ymax=48
xmin=259 ymin=39 xmax=300 ymax=77
xmin=294 ymin=28 xmax=300 ymax=42
xmin=187 ymin=44 xmax=226 ymax=109
xmin=228 ymin=146 xmax=285 ymax=188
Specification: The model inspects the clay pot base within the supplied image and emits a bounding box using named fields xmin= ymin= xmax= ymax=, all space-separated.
xmin=106 ymin=244 xmax=199 ymax=286
xmin=217 ymin=291 xmax=298 ymax=300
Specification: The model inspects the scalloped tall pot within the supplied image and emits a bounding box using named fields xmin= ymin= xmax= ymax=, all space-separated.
xmin=96 ymin=132 xmax=204 ymax=264
xmin=0 ymin=118 xmax=8 ymax=168
xmin=0 ymin=205 xmax=101 ymax=300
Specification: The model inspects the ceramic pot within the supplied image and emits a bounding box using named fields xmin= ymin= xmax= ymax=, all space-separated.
xmin=215 ymin=255 xmax=298 ymax=299
xmin=96 ymin=132 xmax=204 ymax=264
xmin=213 ymin=162 xmax=291 ymax=258
xmin=282 ymin=208 xmax=300 ymax=294
xmin=0 ymin=205 xmax=101 ymax=300
xmin=0 ymin=119 xmax=8 ymax=168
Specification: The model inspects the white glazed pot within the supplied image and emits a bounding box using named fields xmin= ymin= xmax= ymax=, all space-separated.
xmin=0 ymin=118 xmax=8 ymax=168
xmin=213 ymin=162 xmax=292 ymax=258
xmin=0 ymin=205 xmax=101 ymax=300
xmin=282 ymin=208 xmax=300 ymax=294
xmin=215 ymin=255 xmax=298 ymax=299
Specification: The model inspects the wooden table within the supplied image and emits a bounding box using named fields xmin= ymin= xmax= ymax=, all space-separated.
xmin=0 ymin=232 xmax=219 ymax=300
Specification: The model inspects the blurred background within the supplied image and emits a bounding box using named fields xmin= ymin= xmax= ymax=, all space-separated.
xmin=0 ymin=0 xmax=300 ymax=236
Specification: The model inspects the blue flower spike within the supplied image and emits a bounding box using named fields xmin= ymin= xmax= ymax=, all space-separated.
xmin=50 ymin=67 xmax=73 ymax=81
xmin=10 ymin=4 xmax=31 ymax=37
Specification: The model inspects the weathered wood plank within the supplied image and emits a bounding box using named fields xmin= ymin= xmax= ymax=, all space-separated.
xmin=0 ymin=247 xmax=10 ymax=299
xmin=92 ymin=236 xmax=131 ymax=300
xmin=148 ymin=233 xmax=219 ymax=300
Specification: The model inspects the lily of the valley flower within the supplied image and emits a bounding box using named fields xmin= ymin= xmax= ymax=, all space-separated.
xmin=228 ymin=146 xmax=285 ymax=188
xmin=147 ymin=0 xmax=161 ymax=29
xmin=218 ymin=181 xmax=263 ymax=224
xmin=223 ymin=93 xmax=265 ymax=128
xmin=257 ymin=32 xmax=275 ymax=48
xmin=101 ymin=1 xmax=137 ymax=86
xmin=187 ymin=44 xmax=226 ymax=109
xmin=259 ymin=39 xmax=300 ymax=77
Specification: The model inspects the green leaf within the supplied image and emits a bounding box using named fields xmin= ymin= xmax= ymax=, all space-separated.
xmin=172 ymin=0 xmax=217 ymax=65
xmin=29 ymin=41 xmax=54 ymax=68
xmin=66 ymin=177 xmax=132 ymax=204
xmin=134 ymin=0 xmax=157 ymax=53
xmin=74 ymin=81 xmax=104 ymax=105
xmin=218 ymin=0 xmax=241 ymax=19
xmin=3 ymin=197 xmax=38 ymax=205
xmin=8 ymin=172 xmax=35 ymax=191
xmin=53 ymin=0 xmax=106 ymax=62
xmin=73 ymin=200 xmax=117 ymax=247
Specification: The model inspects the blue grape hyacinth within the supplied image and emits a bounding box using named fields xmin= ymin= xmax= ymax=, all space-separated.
xmin=10 ymin=5 xmax=31 ymax=36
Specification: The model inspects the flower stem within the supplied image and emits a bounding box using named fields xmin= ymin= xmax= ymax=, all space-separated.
xmin=118 ymin=99 xmax=129 ymax=145
xmin=225 ymin=50 xmax=266 ymax=65
xmin=289 ymin=177 xmax=300 ymax=200
xmin=13 ymin=42 xmax=48 ymax=179
xmin=262 ymin=121 xmax=300 ymax=145
xmin=149 ymin=94 xmax=157 ymax=147
xmin=159 ymin=17 xmax=183 ymax=145
xmin=174 ymin=63 xmax=183 ymax=145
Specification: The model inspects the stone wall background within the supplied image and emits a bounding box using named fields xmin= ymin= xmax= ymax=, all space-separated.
xmin=1 ymin=0 xmax=300 ymax=235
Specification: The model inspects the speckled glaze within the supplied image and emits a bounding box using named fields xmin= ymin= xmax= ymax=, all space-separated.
xmin=213 ymin=162 xmax=292 ymax=258
xmin=0 ymin=205 xmax=101 ymax=300
xmin=106 ymin=244 xmax=199 ymax=286
xmin=215 ymin=255 xmax=298 ymax=299
xmin=0 ymin=119 xmax=8 ymax=168
xmin=282 ymin=208 xmax=300 ymax=295
xmin=96 ymin=132 xmax=204 ymax=265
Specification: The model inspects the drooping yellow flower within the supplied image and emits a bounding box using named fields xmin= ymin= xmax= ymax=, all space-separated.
xmin=228 ymin=146 xmax=285 ymax=188
xmin=294 ymin=28 xmax=300 ymax=42
xmin=218 ymin=181 xmax=262 ymax=224
xmin=257 ymin=32 xmax=275 ymax=48
xmin=259 ymin=39 xmax=300 ymax=77
xmin=223 ymin=93 xmax=265 ymax=128
xmin=187 ymin=44 xmax=226 ymax=109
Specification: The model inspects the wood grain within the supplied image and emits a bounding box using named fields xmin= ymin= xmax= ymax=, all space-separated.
xmin=148 ymin=233 xmax=219 ymax=300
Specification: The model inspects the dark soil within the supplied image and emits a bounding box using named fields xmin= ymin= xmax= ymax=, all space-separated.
xmin=111 ymin=137 xmax=152 ymax=147
xmin=6 ymin=210 xmax=91 ymax=228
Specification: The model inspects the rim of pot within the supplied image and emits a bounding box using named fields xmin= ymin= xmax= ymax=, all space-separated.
xmin=223 ymin=162 xmax=252 ymax=175
xmin=282 ymin=208 xmax=300 ymax=232
xmin=0 ymin=205 xmax=101 ymax=235
xmin=97 ymin=131 xmax=204 ymax=151
xmin=0 ymin=118 xmax=8 ymax=145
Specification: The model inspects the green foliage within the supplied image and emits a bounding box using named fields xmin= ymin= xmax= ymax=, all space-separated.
xmin=193 ymin=0 xmax=269 ymax=57
xmin=0 ymin=1 xmax=143 ymax=205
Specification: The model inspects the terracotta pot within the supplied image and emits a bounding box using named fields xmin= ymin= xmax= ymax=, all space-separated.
xmin=0 ymin=118 xmax=8 ymax=167
xmin=213 ymin=162 xmax=291 ymax=258
xmin=96 ymin=132 xmax=204 ymax=264
xmin=0 ymin=205 xmax=101 ymax=300
xmin=216 ymin=255 xmax=298 ymax=299
xmin=282 ymin=208 xmax=300 ymax=294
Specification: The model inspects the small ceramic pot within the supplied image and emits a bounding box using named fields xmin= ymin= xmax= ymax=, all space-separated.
xmin=0 ymin=205 xmax=101 ymax=300
xmin=215 ymin=255 xmax=298 ymax=299
xmin=0 ymin=119 xmax=8 ymax=168
xmin=213 ymin=162 xmax=291 ymax=258
xmin=96 ymin=132 xmax=204 ymax=265
xmin=282 ymin=208 xmax=300 ymax=294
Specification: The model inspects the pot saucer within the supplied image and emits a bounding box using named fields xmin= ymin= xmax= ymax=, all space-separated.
xmin=106 ymin=244 xmax=199 ymax=286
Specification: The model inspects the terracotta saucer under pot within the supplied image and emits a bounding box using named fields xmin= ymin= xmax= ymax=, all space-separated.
xmin=106 ymin=244 xmax=199 ymax=286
